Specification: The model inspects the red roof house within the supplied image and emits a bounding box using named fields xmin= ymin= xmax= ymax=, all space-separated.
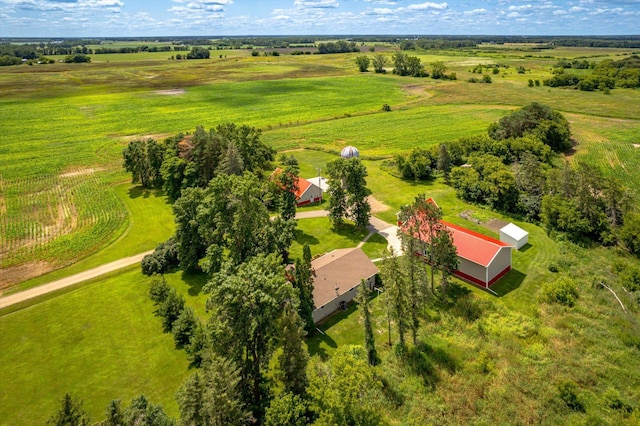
xmin=272 ymin=168 xmax=323 ymax=206
xmin=398 ymin=198 xmax=513 ymax=288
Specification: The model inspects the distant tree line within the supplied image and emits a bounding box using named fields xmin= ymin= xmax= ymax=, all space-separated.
xmin=316 ymin=40 xmax=360 ymax=54
xmin=544 ymin=55 xmax=640 ymax=91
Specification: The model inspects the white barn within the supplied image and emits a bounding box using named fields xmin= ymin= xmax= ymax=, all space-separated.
xmin=500 ymin=223 xmax=529 ymax=250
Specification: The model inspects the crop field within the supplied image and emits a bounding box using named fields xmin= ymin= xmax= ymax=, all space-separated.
xmin=0 ymin=169 xmax=126 ymax=288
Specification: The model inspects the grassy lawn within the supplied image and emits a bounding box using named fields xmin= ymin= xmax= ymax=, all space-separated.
xmin=0 ymin=269 xmax=190 ymax=425
xmin=290 ymin=218 xmax=369 ymax=261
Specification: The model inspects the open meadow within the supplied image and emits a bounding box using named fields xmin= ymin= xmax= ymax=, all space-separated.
xmin=1 ymin=43 xmax=640 ymax=424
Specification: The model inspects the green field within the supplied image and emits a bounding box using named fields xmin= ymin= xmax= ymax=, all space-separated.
xmin=2 ymin=45 xmax=640 ymax=424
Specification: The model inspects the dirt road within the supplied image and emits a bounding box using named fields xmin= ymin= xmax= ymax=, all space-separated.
xmin=0 ymin=251 xmax=153 ymax=310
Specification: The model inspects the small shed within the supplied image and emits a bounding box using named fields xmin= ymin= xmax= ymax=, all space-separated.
xmin=311 ymin=247 xmax=379 ymax=323
xmin=271 ymin=168 xmax=322 ymax=206
xmin=500 ymin=223 xmax=529 ymax=250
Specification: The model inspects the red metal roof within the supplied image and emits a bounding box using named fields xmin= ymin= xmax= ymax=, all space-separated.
xmin=272 ymin=167 xmax=312 ymax=200
xmin=441 ymin=221 xmax=512 ymax=267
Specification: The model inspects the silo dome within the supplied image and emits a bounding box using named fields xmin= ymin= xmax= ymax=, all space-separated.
xmin=341 ymin=146 xmax=360 ymax=159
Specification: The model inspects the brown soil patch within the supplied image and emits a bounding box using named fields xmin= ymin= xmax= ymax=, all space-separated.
xmin=59 ymin=167 xmax=97 ymax=178
xmin=402 ymin=84 xmax=432 ymax=98
xmin=459 ymin=210 xmax=508 ymax=233
xmin=0 ymin=261 xmax=52 ymax=292
xmin=367 ymin=195 xmax=390 ymax=214
xmin=118 ymin=133 xmax=174 ymax=143
xmin=484 ymin=218 xmax=509 ymax=233
xmin=154 ymin=89 xmax=185 ymax=95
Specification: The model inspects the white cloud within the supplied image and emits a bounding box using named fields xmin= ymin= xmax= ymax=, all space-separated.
xmin=406 ymin=2 xmax=447 ymax=11
xmin=294 ymin=0 xmax=339 ymax=9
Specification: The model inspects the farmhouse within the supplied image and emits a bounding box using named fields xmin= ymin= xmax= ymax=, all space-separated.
xmin=500 ymin=223 xmax=529 ymax=250
xmin=310 ymin=247 xmax=379 ymax=323
xmin=398 ymin=199 xmax=513 ymax=288
xmin=272 ymin=168 xmax=323 ymax=206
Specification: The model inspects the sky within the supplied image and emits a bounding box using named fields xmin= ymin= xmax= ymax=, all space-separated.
xmin=1 ymin=0 xmax=639 ymax=38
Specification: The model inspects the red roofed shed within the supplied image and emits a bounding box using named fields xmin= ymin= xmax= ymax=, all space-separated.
xmin=272 ymin=168 xmax=322 ymax=206
xmin=398 ymin=198 xmax=513 ymax=288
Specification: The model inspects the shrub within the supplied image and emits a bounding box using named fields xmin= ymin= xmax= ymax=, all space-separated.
xmin=251 ymin=50 xmax=260 ymax=56
xmin=148 ymin=276 xmax=171 ymax=305
xmin=557 ymin=380 xmax=585 ymax=412
xmin=620 ymin=267 xmax=640 ymax=291
xmin=539 ymin=276 xmax=579 ymax=307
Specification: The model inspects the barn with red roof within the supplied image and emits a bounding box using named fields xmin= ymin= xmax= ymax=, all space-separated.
xmin=442 ymin=221 xmax=512 ymax=287
xmin=398 ymin=198 xmax=513 ymax=288
xmin=271 ymin=168 xmax=323 ymax=206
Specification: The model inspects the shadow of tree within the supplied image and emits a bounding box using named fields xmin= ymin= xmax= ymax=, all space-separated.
xmin=127 ymin=185 xmax=167 ymax=200
xmin=180 ymin=270 xmax=208 ymax=297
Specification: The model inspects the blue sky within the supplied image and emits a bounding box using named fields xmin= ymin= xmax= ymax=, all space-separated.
xmin=1 ymin=0 xmax=639 ymax=38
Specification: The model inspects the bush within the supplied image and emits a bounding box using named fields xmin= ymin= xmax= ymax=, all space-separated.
xmin=172 ymin=307 xmax=199 ymax=349
xmin=148 ymin=276 xmax=171 ymax=305
xmin=557 ymin=380 xmax=585 ymax=412
xmin=620 ymin=267 xmax=640 ymax=292
xmin=539 ymin=276 xmax=579 ymax=307
xmin=251 ymin=50 xmax=260 ymax=56
xmin=157 ymin=288 xmax=185 ymax=332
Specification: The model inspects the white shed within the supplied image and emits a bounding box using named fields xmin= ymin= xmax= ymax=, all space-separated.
xmin=499 ymin=223 xmax=529 ymax=250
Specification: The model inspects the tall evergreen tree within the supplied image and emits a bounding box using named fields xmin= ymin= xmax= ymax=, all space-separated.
xmin=276 ymin=301 xmax=310 ymax=396
xmin=380 ymin=247 xmax=408 ymax=348
xmin=101 ymin=399 xmax=123 ymax=426
xmin=292 ymin=244 xmax=315 ymax=334
xmin=47 ymin=393 xmax=90 ymax=426
xmin=356 ymin=279 xmax=378 ymax=366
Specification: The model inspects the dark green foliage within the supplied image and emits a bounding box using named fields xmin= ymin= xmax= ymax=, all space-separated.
xmin=64 ymin=54 xmax=91 ymax=63
xmin=185 ymin=323 xmax=208 ymax=368
xmin=432 ymin=227 xmax=459 ymax=295
xmin=186 ymin=46 xmax=210 ymax=59
xmin=307 ymin=345 xmax=383 ymax=426
xmin=122 ymin=139 xmax=165 ymax=188
xmin=142 ymin=237 xmax=179 ymax=276
xmin=356 ymin=280 xmax=378 ymax=366
xmin=157 ymin=288 xmax=185 ymax=333
xmin=172 ymin=306 xmax=200 ymax=349
xmin=372 ymin=54 xmax=388 ymax=73
xmin=355 ymin=55 xmax=370 ymax=72
xmin=603 ymin=387 xmax=634 ymax=415
xmin=557 ymin=380 xmax=585 ymax=412
xmin=273 ymin=165 xmax=300 ymax=221
xmin=265 ymin=393 xmax=309 ymax=426
xmin=620 ymin=267 xmax=640 ymax=292
xmin=437 ymin=144 xmax=452 ymax=182
xmin=292 ymin=244 xmax=315 ymax=334
xmin=430 ymin=61 xmax=447 ymax=79
xmin=0 ymin=55 xmax=22 ymax=66
xmin=488 ymin=102 xmax=572 ymax=152
xmin=619 ymin=213 xmax=640 ymax=255
xmin=392 ymin=52 xmax=425 ymax=77
xmin=276 ymin=302 xmax=309 ymax=396
xmin=101 ymin=399 xmax=123 ymax=426
xmin=396 ymin=148 xmax=436 ymax=181
xmin=326 ymin=158 xmax=371 ymax=228
xmin=317 ymin=40 xmax=359 ymax=54
xmin=205 ymin=253 xmax=296 ymax=417
xmin=173 ymin=187 xmax=207 ymax=271
xmin=380 ymin=248 xmax=409 ymax=347
xmin=47 ymin=393 xmax=90 ymax=426
xmin=539 ymin=276 xmax=579 ymax=307
xmin=450 ymin=154 xmax=520 ymax=213
xmin=148 ymin=275 xmax=171 ymax=305
xmin=123 ymin=395 xmax=175 ymax=426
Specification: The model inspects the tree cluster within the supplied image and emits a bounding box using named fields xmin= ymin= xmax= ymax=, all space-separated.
xmin=122 ymin=124 xmax=275 ymax=201
xmin=382 ymin=194 xmax=458 ymax=349
xmin=326 ymin=157 xmax=371 ymax=228
xmin=316 ymin=41 xmax=359 ymax=54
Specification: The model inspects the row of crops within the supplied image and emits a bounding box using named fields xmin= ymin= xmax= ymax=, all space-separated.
xmin=0 ymin=169 xmax=126 ymax=270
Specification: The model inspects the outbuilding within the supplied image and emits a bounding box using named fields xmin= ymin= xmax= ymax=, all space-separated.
xmin=272 ymin=168 xmax=323 ymax=206
xmin=443 ymin=221 xmax=513 ymax=288
xmin=499 ymin=223 xmax=529 ymax=250
xmin=311 ymin=247 xmax=379 ymax=323
xmin=398 ymin=198 xmax=513 ymax=289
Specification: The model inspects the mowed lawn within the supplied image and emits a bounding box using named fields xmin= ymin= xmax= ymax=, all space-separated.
xmin=0 ymin=269 xmax=190 ymax=426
